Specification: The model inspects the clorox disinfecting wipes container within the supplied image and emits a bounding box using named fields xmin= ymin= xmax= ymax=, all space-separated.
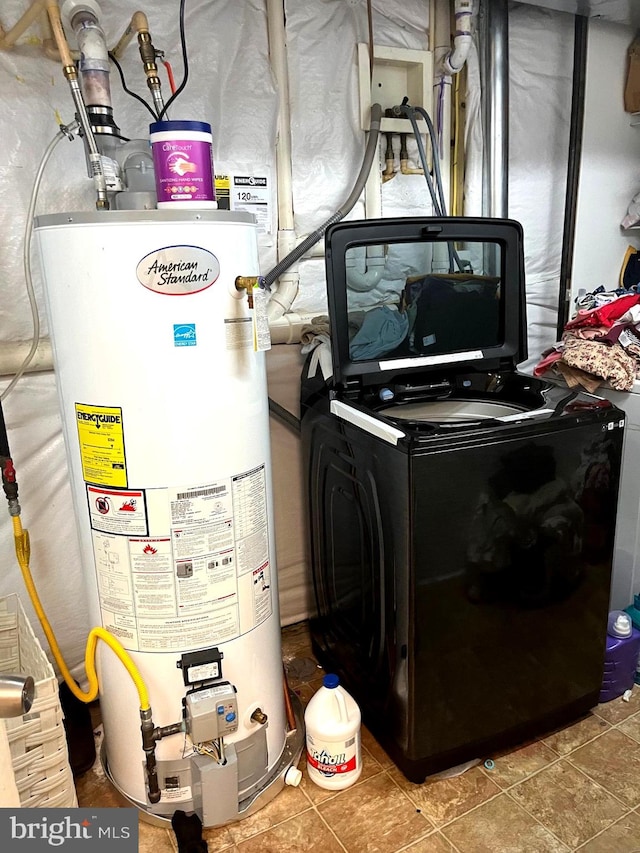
xmin=304 ymin=673 xmax=361 ymax=790
xmin=150 ymin=120 xmax=216 ymax=208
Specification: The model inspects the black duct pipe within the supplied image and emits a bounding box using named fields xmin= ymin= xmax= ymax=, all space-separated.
xmin=556 ymin=15 xmax=589 ymax=337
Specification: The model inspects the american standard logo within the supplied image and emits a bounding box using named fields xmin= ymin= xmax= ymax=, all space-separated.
xmin=136 ymin=245 xmax=220 ymax=295
xmin=0 ymin=808 xmax=138 ymax=851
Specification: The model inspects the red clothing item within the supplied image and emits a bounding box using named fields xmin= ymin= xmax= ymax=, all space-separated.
xmin=534 ymin=349 xmax=562 ymax=376
xmin=565 ymin=294 xmax=640 ymax=330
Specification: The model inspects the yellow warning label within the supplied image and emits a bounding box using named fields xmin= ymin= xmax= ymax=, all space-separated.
xmin=215 ymin=174 xmax=231 ymax=210
xmin=75 ymin=404 xmax=127 ymax=488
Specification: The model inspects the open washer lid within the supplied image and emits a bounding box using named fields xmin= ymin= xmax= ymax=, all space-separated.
xmin=324 ymin=217 xmax=527 ymax=387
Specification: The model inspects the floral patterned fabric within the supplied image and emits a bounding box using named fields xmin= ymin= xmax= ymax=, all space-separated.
xmin=535 ymin=289 xmax=640 ymax=392
xmin=561 ymin=336 xmax=636 ymax=391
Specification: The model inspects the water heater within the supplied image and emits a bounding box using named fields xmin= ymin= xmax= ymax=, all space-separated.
xmin=35 ymin=209 xmax=302 ymax=825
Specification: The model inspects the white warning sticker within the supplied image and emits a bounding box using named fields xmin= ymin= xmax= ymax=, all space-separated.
xmin=88 ymin=487 xmax=147 ymax=535
xmin=89 ymin=466 xmax=272 ymax=652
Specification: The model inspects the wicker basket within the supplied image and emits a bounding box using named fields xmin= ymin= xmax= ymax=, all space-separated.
xmin=0 ymin=594 xmax=77 ymax=808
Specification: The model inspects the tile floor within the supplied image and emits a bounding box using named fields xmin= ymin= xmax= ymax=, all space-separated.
xmin=76 ymin=621 xmax=640 ymax=852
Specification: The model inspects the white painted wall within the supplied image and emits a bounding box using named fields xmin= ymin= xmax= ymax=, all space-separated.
xmin=572 ymin=21 xmax=640 ymax=295
xmin=568 ymin=21 xmax=640 ymax=610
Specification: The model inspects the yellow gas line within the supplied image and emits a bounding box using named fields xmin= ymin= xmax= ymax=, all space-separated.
xmin=12 ymin=514 xmax=150 ymax=711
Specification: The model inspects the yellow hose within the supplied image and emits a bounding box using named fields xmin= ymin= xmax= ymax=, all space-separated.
xmin=12 ymin=515 xmax=150 ymax=711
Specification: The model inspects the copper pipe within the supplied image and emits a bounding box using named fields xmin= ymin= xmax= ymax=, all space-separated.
xmin=45 ymin=0 xmax=73 ymax=68
xmin=111 ymin=10 xmax=148 ymax=60
xmin=283 ymin=666 xmax=297 ymax=731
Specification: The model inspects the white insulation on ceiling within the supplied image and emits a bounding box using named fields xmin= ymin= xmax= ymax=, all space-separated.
xmin=0 ymin=0 xmax=589 ymax=677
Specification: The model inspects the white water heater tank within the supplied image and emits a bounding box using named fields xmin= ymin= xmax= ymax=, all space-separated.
xmin=35 ymin=210 xmax=294 ymax=824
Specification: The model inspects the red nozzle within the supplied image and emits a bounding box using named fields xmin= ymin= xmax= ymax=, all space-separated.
xmin=2 ymin=457 xmax=16 ymax=484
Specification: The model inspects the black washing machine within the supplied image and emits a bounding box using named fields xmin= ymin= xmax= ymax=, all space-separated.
xmin=301 ymin=217 xmax=625 ymax=782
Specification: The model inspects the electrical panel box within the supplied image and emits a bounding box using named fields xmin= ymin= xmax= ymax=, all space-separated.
xmin=185 ymin=682 xmax=238 ymax=744
xmin=357 ymin=43 xmax=433 ymax=133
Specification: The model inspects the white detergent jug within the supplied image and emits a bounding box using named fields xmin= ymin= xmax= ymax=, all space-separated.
xmin=304 ymin=673 xmax=362 ymax=790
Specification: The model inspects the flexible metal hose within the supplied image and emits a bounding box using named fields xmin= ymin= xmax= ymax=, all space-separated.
xmin=263 ymin=103 xmax=383 ymax=288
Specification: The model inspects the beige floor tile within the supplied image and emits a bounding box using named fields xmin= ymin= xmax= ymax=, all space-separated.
xmin=201 ymin=821 xmax=241 ymax=851
xmin=281 ymin=622 xmax=315 ymax=660
xmin=543 ymin=713 xmax=611 ymax=756
xmin=577 ymin=810 xmax=640 ymax=853
xmin=508 ymin=760 xmax=625 ymax=848
xmin=389 ymin=765 xmax=501 ymax=828
xmin=291 ymin=676 xmax=324 ymax=707
xmin=618 ymin=712 xmax=640 ymax=744
xmin=74 ymin=755 xmax=129 ymax=809
xmin=569 ymin=728 xmax=640 ymax=808
xmin=401 ymin=832 xmax=457 ymax=852
xmin=442 ymin=793 xmax=569 ymax=853
xmin=285 ymin=658 xmax=325 ymax=689
xmin=481 ymin=739 xmax=558 ymax=788
xmin=224 ymin=781 xmax=311 ymax=844
xmin=317 ymin=772 xmax=432 ymax=853
xmin=361 ymin=725 xmax=395 ymax=769
xmin=236 ymin=809 xmax=344 ymax=853
xmin=593 ymin=686 xmax=640 ymax=724
xmin=281 ymin=624 xmax=323 ymax=688
xmin=138 ymin=820 xmax=177 ymax=853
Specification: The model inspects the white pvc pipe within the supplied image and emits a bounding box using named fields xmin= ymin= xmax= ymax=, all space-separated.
xmin=269 ymin=312 xmax=324 ymax=345
xmin=0 ymin=340 xmax=53 ymax=378
xmin=266 ymin=0 xmax=293 ymax=233
xmin=346 ymin=245 xmax=385 ymax=291
xmin=266 ymin=0 xmax=299 ymax=321
xmin=442 ymin=0 xmax=473 ymax=76
xmin=266 ymin=268 xmax=300 ymax=322
xmin=433 ymin=0 xmax=453 ymax=212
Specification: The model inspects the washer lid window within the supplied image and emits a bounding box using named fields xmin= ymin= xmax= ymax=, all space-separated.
xmin=324 ymin=217 xmax=527 ymax=387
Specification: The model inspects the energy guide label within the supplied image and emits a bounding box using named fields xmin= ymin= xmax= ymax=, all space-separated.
xmin=75 ymin=403 xmax=127 ymax=488
xmin=231 ymin=174 xmax=271 ymax=234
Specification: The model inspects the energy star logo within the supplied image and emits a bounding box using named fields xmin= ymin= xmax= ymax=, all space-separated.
xmin=174 ymin=323 xmax=197 ymax=347
xmin=0 ymin=809 xmax=138 ymax=851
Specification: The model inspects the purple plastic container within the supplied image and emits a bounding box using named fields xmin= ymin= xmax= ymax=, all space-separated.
xmin=150 ymin=120 xmax=215 ymax=207
xmin=599 ymin=611 xmax=640 ymax=702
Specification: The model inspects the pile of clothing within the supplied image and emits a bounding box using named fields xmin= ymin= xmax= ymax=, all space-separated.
xmin=535 ymin=287 xmax=640 ymax=392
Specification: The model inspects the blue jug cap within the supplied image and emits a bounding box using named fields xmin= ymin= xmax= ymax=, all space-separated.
xmin=323 ymin=674 xmax=340 ymax=689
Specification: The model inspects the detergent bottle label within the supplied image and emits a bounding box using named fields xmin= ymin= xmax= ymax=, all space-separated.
xmin=306 ymin=733 xmax=359 ymax=777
